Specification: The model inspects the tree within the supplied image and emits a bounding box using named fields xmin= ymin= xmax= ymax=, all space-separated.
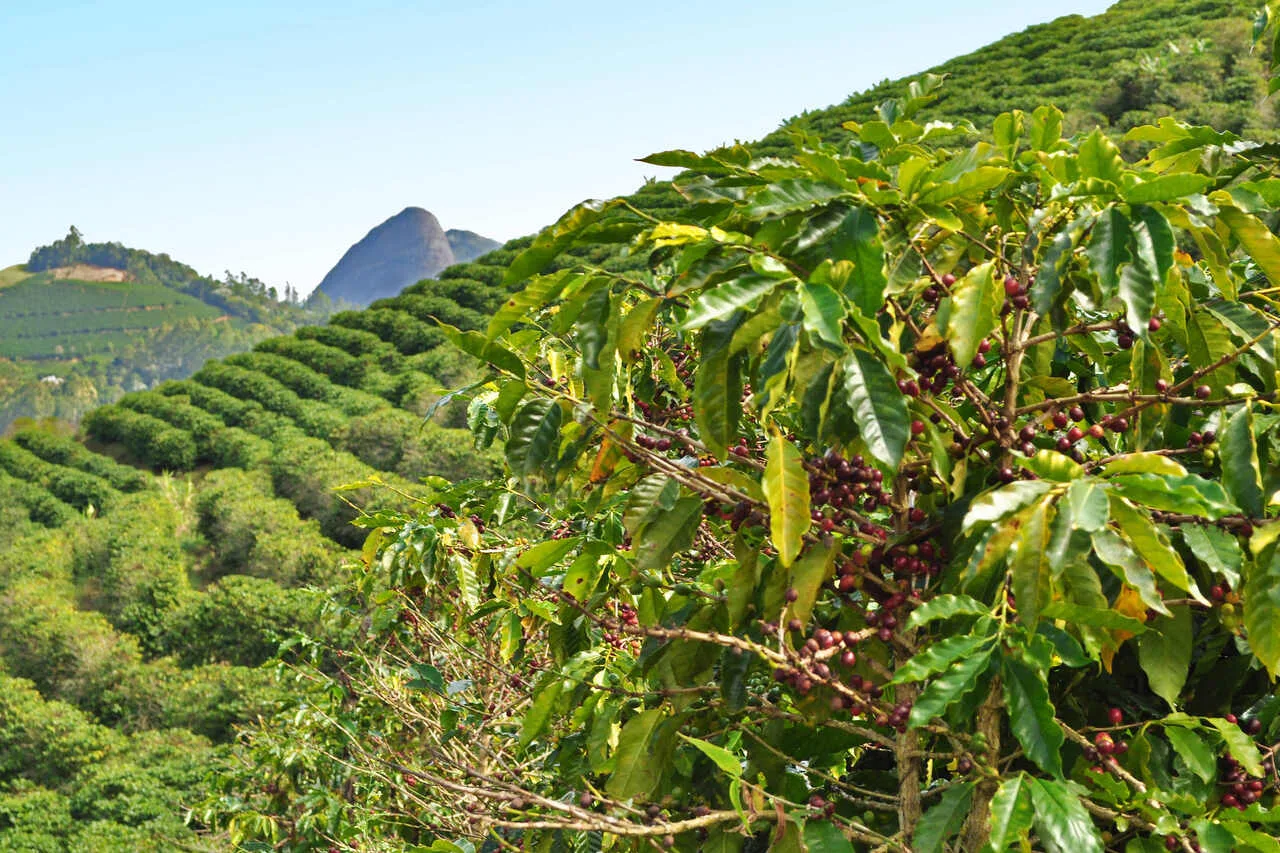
xmin=210 ymin=79 xmax=1280 ymax=852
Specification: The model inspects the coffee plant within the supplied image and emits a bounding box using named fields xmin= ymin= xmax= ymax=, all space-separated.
xmin=210 ymin=76 xmax=1280 ymax=853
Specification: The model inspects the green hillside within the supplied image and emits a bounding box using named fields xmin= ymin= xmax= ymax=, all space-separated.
xmin=0 ymin=274 xmax=224 ymax=359
xmin=0 ymin=230 xmax=328 ymax=431
xmin=0 ymin=0 xmax=1277 ymax=849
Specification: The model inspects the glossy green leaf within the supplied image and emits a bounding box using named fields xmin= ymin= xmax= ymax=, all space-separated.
xmin=1085 ymin=207 xmax=1131 ymax=295
xmin=1139 ymin=606 xmax=1192 ymax=709
xmin=840 ymin=347 xmax=910 ymax=469
xmin=1244 ymin=532 xmax=1280 ymax=678
xmin=1028 ymin=777 xmax=1104 ymax=853
xmin=1181 ymin=524 xmax=1243 ymax=588
xmin=892 ymin=634 xmax=995 ymax=684
xmin=965 ymin=480 xmax=1053 ymax=526
xmin=633 ymin=496 xmax=703 ymax=572
xmin=1164 ymin=725 xmax=1215 ymax=783
xmin=684 ymin=275 xmax=783 ymax=331
xmin=1208 ymin=717 xmax=1266 ymax=777
xmin=1123 ymin=173 xmax=1214 ymax=203
xmin=606 ymin=710 xmax=667 ymax=799
xmin=747 ymin=179 xmax=845 ymax=217
xmin=787 ymin=545 xmax=835 ymax=625
xmin=520 ymin=676 xmax=564 ymax=747
xmin=1217 ymin=202 xmax=1280 ymax=288
xmin=1023 ymin=450 xmax=1085 ymax=483
xmin=1003 ymin=653 xmax=1064 ymax=777
xmin=678 ymin=733 xmax=742 ymax=777
xmin=1118 ymin=205 xmax=1173 ymax=334
xmin=989 ymin=773 xmax=1035 ymax=851
xmin=764 ymin=432 xmax=810 ymax=567
xmin=1109 ymin=473 xmax=1237 ymax=520
xmin=1102 ymin=454 xmax=1189 ymax=477
xmin=942 ymin=261 xmax=1000 ymax=369
xmin=1041 ymin=603 xmax=1146 ymax=633
xmin=694 ymin=320 xmax=743 ymax=459
xmin=506 ymin=398 xmax=564 ymax=476
xmin=505 ymin=199 xmax=620 ymax=285
xmin=799 ymin=282 xmax=846 ymax=349
xmin=1220 ymin=406 xmax=1265 ymax=518
xmin=830 ymin=206 xmax=887 ymax=318
xmin=1110 ymin=496 xmax=1203 ymax=602
xmin=1078 ymin=130 xmax=1126 ymax=184
xmin=905 ymin=594 xmax=990 ymax=629
xmin=1011 ymin=498 xmax=1054 ymax=626
xmin=909 ymin=645 xmax=995 ymax=727
xmin=1065 ymin=479 xmax=1110 ymax=532
xmin=803 ymin=820 xmax=855 ymax=853
xmin=913 ymin=780 xmax=974 ymax=853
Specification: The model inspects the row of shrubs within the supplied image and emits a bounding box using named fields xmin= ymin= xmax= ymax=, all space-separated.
xmin=12 ymin=429 xmax=152 ymax=492
xmin=0 ymin=440 xmax=118 ymax=513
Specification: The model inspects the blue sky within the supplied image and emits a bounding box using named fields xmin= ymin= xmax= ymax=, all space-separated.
xmin=0 ymin=1 xmax=1112 ymax=293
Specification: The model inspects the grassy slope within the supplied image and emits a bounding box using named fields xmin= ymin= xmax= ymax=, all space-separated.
xmin=0 ymin=274 xmax=224 ymax=359
xmin=0 ymin=264 xmax=31 ymax=289
xmin=0 ymin=0 xmax=1273 ymax=847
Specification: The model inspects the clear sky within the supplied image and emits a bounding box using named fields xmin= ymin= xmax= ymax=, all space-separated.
xmin=0 ymin=1 xmax=1113 ymax=294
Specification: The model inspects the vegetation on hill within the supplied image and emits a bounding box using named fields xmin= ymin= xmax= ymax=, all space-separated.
xmin=3 ymin=1 xmax=1280 ymax=850
xmin=0 ymin=228 xmax=330 ymax=431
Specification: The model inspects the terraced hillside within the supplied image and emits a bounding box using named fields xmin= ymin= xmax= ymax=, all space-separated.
xmin=1 ymin=0 xmax=1276 ymax=848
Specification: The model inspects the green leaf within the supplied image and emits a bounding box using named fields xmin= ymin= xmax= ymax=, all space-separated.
xmin=989 ymin=773 xmax=1035 ymax=851
xmin=799 ymin=282 xmax=846 ymax=349
xmin=606 ymin=710 xmax=667 ymax=800
xmin=830 ymin=206 xmax=887 ymax=318
xmin=913 ymin=781 xmax=974 ymax=853
xmin=1065 ymin=479 xmax=1110 ymax=532
xmin=1123 ymin=173 xmax=1214 ymax=203
xmin=1110 ymin=496 xmax=1203 ymax=602
xmin=517 ymin=538 xmax=581 ymax=575
xmin=1208 ymin=717 xmax=1266 ymax=777
xmin=1220 ymin=821 xmax=1280 ymax=853
xmin=840 ymin=348 xmax=910 ymax=469
xmin=965 ymin=480 xmax=1053 ymax=526
xmin=1118 ymin=206 xmax=1173 ymax=334
xmin=919 ymin=167 xmax=1011 ymax=203
xmin=1139 ymin=605 xmax=1192 ymax=709
xmin=506 ymin=398 xmax=564 ymax=477
xmin=803 ymin=820 xmax=855 ymax=853
xmin=764 ymin=433 xmax=810 ymax=568
xmin=1103 ymin=454 xmax=1188 ymax=477
xmin=406 ymin=663 xmax=445 ymax=693
xmin=633 ymin=496 xmax=703 ymax=572
xmin=941 ymin=261 xmax=1000 ymax=368
xmin=1220 ymin=406 xmax=1265 ymax=518
xmin=1085 ymin=207 xmax=1131 ymax=295
xmin=891 ymin=634 xmax=995 ymax=685
xmin=1189 ymin=820 xmax=1237 ymax=853
xmin=747 ymin=179 xmax=845 ymax=217
xmin=1022 ymin=450 xmax=1085 ymax=483
xmin=694 ymin=320 xmax=743 ymax=459
xmin=437 ymin=323 xmax=527 ymax=378
xmin=1040 ymin=603 xmax=1146 ymax=633
xmin=1011 ymin=498 xmax=1054 ymax=626
xmin=1003 ymin=654 xmax=1065 ymax=777
xmin=1108 ymin=474 xmax=1238 ymax=520
xmin=905 ymin=594 xmax=989 ymax=629
xmin=562 ymin=551 xmax=607 ymax=601
xmin=1216 ymin=202 xmax=1280 ymax=289
xmin=678 ymin=733 xmax=742 ymax=777
xmin=520 ymin=676 xmax=564 ymax=747
xmin=1028 ymin=778 xmax=1104 ymax=853
xmin=1078 ymin=130 xmax=1126 ymax=184
xmin=787 ymin=545 xmax=835 ymax=625
xmin=1164 ymin=725 xmax=1215 ymax=783
xmin=908 ymin=645 xmax=995 ymax=727
xmin=1244 ymin=534 xmax=1280 ymax=678
xmin=1181 ymin=524 xmax=1243 ymax=588
xmin=504 ymin=199 xmax=620 ymax=285
xmin=684 ymin=274 xmax=783 ymax=331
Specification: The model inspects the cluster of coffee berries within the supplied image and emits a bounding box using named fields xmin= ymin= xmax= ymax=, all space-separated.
xmin=907 ymin=341 xmax=965 ymax=394
xmin=634 ymin=432 xmax=674 ymax=452
xmin=1002 ymin=275 xmax=1029 ymax=311
xmin=809 ymin=449 xmax=892 ymax=522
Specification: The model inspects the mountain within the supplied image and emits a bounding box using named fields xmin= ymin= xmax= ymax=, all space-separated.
xmin=1 ymin=1 xmax=1274 ymax=849
xmin=0 ymin=229 xmax=326 ymax=432
xmin=446 ymin=228 xmax=503 ymax=263
xmin=314 ymin=207 xmax=499 ymax=307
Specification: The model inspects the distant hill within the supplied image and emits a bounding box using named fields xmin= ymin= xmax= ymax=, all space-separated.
xmin=0 ymin=228 xmax=326 ymax=431
xmin=445 ymin=228 xmax=502 ymax=263
xmin=313 ymin=208 xmax=498 ymax=307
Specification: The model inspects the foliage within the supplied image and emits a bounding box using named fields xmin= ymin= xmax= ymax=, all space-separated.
xmin=216 ymin=84 xmax=1280 ymax=853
